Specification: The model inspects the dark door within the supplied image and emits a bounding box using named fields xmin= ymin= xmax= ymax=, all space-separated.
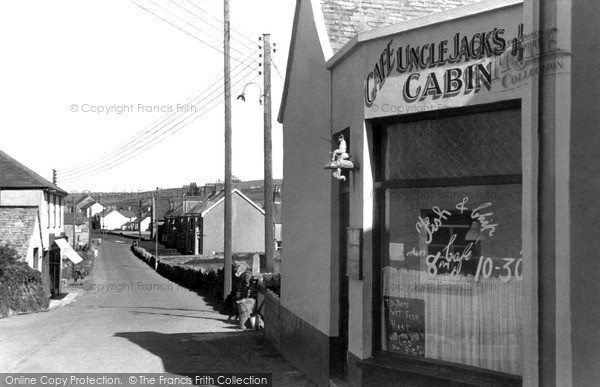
xmin=49 ymin=248 xmax=61 ymax=298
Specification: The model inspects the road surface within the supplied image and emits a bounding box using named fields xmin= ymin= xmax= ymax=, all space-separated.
xmin=0 ymin=236 xmax=309 ymax=386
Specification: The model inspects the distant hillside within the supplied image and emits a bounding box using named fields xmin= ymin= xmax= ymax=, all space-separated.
xmin=66 ymin=179 xmax=283 ymax=219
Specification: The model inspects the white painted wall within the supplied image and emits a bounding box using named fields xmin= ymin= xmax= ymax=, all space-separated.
xmin=24 ymin=212 xmax=43 ymax=271
xmin=140 ymin=216 xmax=151 ymax=231
xmin=102 ymin=211 xmax=130 ymax=230
xmin=0 ymin=189 xmax=42 ymax=206
xmin=88 ymin=202 xmax=104 ymax=217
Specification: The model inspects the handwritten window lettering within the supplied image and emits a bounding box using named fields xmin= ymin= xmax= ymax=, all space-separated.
xmin=384 ymin=297 xmax=425 ymax=357
xmin=418 ymin=209 xmax=481 ymax=277
xmin=380 ymin=108 xmax=522 ymax=375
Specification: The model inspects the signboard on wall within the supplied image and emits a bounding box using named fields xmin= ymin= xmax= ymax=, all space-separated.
xmin=362 ymin=14 xmax=565 ymax=119
xmin=383 ymin=296 xmax=425 ymax=357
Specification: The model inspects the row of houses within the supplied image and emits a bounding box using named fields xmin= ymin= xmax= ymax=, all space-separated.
xmin=161 ymin=184 xmax=282 ymax=255
xmin=68 ymin=194 xmax=153 ymax=232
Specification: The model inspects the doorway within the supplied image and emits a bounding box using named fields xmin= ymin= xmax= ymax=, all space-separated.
xmin=337 ymin=190 xmax=350 ymax=379
xmin=49 ymin=248 xmax=61 ymax=298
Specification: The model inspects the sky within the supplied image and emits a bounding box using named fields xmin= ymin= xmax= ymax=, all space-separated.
xmin=0 ymin=0 xmax=294 ymax=193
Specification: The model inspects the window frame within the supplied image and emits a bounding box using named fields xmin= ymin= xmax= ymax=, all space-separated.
xmin=370 ymin=100 xmax=525 ymax=380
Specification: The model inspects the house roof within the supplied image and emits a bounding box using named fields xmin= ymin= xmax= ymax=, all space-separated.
xmin=188 ymin=191 xmax=226 ymax=215
xmin=278 ymin=0 xmax=484 ymax=122
xmin=164 ymin=203 xmax=184 ymax=218
xmin=183 ymin=195 xmax=205 ymax=213
xmin=185 ymin=189 xmax=265 ymax=217
xmin=103 ymin=209 xmax=136 ymax=218
xmin=74 ymin=195 xmax=95 ymax=207
xmin=80 ymin=200 xmax=101 ymax=210
xmin=0 ymin=149 xmax=67 ymax=195
xmin=118 ymin=210 xmax=136 ymax=218
xmin=156 ymin=198 xmax=176 ymax=221
xmin=0 ymin=206 xmax=38 ymax=260
xmin=321 ymin=0 xmax=482 ymax=54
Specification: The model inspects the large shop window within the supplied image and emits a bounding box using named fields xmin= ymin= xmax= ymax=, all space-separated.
xmin=377 ymin=107 xmax=522 ymax=375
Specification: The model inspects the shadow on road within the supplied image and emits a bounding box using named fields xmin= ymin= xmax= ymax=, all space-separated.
xmin=114 ymin=331 xmax=310 ymax=385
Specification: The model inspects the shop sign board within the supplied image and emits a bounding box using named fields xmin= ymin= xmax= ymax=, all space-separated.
xmin=383 ymin=296 xmax=425 ymax=357
xmin=363 ymin=22 xmax=564 ymax=118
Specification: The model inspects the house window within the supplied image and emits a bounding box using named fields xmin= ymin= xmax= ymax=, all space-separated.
xmin=58 ymin=197 xmax=64 ymax=227
xmin=46 ymin=193 xmax=50 ymax=229
xmin=33 ymin=247 xmax=39 ymax=270
xmin=52 ymin=195 xmax=57 ymax=228
xmin=376 ymin=106 xmax=523 ymax=375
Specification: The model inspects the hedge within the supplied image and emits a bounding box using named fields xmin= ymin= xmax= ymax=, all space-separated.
xmin=0 ymin=245 xmax=49 ymax=318
xmin=130 ymin=245 xmax=254 ymax=300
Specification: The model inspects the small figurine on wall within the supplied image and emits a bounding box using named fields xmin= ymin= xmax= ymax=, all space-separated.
xmin=325 ymin=134 xmax=355 ymax=181
xmin=331 ymin=134 xmax=348 ymax=162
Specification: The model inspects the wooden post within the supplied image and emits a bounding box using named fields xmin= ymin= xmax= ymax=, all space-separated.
xmin=154 ymin=188 xmax=159 ymax=268
xmin=72 ymin=195 xmax=77 ymax=249
xmin=223 ymin=0 xmax=232 ymax=300
xmin=138 ymin=191 xmax=142 ymax=242
xmin=263 ymin=33 xmax=274 ymax=273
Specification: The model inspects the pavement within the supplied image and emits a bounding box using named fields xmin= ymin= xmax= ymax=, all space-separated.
xmin=48 ymin=291 xmax=80 ymax=310
xmin=0 ymin=235 xmax=313 ymax=386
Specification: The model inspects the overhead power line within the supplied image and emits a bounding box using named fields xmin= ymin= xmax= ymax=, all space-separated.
xmin=272 ymin=60 xmax=284 ymax=82
xmin=145 ymin=0 xmax=253 ymax=58
xmin=60 ymin=71 xmax=259 ymax=184
xmin=60 ymin=0 xmax=270 ymax=184
xmin=186 ymin=0 xmax=258 ymax=47
xmin=61 ymin=48 xmax=259 ymax=176
xmin=168 ymin=0 xmax=257 ymax=53
xmin=60 ymin=60 xmax=257 ymax=180
xmin=129 ymin=0 xmax=254 ymax=70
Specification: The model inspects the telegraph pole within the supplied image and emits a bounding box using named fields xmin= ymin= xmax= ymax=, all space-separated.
xmin=223 ymin=0 xmax=233 ymax=300
xmin=263 ymin=33 xmax=274 ymax=273
xmin=72 ymin=195 xmax=77 ymax=249
xmin=100 ymin=194 xmax=104 ymax=237
xmin=138 ymin=191 xmax=142 ymax=243
xmin=153 ymin=187 xmax=159 ymax=267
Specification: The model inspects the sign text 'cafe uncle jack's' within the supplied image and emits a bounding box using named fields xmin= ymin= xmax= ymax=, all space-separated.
xmin=363 ymin=24 xmax=529 ymax=113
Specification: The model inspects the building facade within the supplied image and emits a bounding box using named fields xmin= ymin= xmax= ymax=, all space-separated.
xmin=64 ymin=213 xmax=90 ymax=249
xmin=0 ymin=149 xmax=69 ymax=297
xmin=165 ymin=189 xmax=266 ymax=255
xmin=275 ymin=0 xmax=599 ymax=385
xmin=101 ymin=209 xmax=136 ymax=231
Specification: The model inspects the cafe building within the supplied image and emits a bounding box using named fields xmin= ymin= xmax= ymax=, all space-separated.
xmin=274 ymin=0 xmax=599 ymax=385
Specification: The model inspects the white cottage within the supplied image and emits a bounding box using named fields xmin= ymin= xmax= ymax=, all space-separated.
xmin=0 ymin=149 xmax=74 ymax=296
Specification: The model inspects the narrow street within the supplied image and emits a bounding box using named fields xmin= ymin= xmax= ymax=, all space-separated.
xmin=0 ymin=236 xmax=309 ymax=386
